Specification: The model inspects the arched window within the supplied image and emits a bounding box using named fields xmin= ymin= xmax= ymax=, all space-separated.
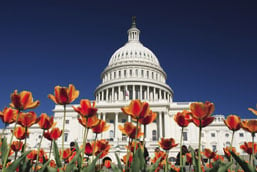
xmin=152 ymin=130 xmax=157 ymax=141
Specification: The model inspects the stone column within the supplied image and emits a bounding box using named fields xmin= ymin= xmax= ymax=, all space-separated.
xmin=158 ymin=112 xmax=163 ymax=139
xmin=118 ymin=86 xmax=121 ymax=101
xmin=125 ymin=85 xmax=128 ymax=100
xmin=128 ymin=115 xmax=131 ymax=122
xmin=102 ymin=113 xmax=106 ymax=139
xmin=140 ymin=85 xmax=142 ymax=100
xmin=112 ymin=87 xmax=114 ymax=101
xmin=115 ymin=113 xmax=118 ymax=141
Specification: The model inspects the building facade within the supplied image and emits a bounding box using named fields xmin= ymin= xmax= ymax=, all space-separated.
xmin=2 ymin=18 xmax=252 ymax=161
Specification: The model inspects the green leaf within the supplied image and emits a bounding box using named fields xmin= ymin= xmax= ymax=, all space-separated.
xmin=147 ymin=157 xmax=161 ymax=172
xmin=47 ymin=166 xmax=58 ymax=172
xmin=131 ymin=148 xmax=141 ymax=172
xmin=1 ymin=137 xmax=8 ymax=163
xmin=38 ymin=159 xmax=51 ymax=172
xmin=114 ymin=152 xmax=123 ymax=170
xmin=217 ymin=161 xmax=233 ymax=172
xmin=230 ymin=151 xmax=255 ymax=172
xmin=65 ymin=150 xmax=82 ymax=172
xmin=138 ymin=147 xmax=145 ymax=170
xmin=3 ymin=150 xmax=31 ymax=172
xmin=53 ymin=141 xmax=62 ymax=168
xmin=111 ymin=163 xmax=122 ymax=172
xmin=189 ymin=146 xmax=200 ymax=172
xmin=21 ymin=158 xmax=33 ymax=172
xmin=83 ymin=152 xmax=102 ymax=172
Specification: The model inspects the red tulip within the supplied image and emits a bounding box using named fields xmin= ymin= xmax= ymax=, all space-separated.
xmin=10 ymin=90 xmax=40 ymax=110
xmin=159 ymin=138 xmax=178 ymax=150
xmin=190 ymin=101 xmax=214 ymax=120
xmin=121 ymin=100 xmax=150 ymax=119
xmin=43 ymin=127 xmax=62 ymax=141
xmin=92 ymin=119 xmax=110 ymax=134
xmin=78 ymin=115 xmax=99 ymax=128
xmin=138 ymin=111 xmax=157 ymax=125
xmin=241 ymin=120 xmax=257 ymax=134
xmin=248 ymin=107 xmax=257 ymax=116
xmin=192 ymin=116 xmax=215 ymax=128
xmin=174 ymin=110 xmax=192 ymax=127
xmin=37 ymin=113 xmax=54 ymax=130
xmin=0 ymin=107 xmax=18 ymax=124
xmin=240 ymin=142 xmax=257 ymax=155
xmin=10 ymin=141 xmax=23 ymax=152
xmin=18 ymin=111 xmax=37 ymax=128
xmin=13 ymin=126 xmax=29 ymax=140
xmin=93 ymin=139 xmax=111 ymax=158
xmin=48 ymin=84 xmax=79 ymax=105
xmin=119 ymin=122 xmax=143 ymax=139
xmin=73 ymin=99 xmax=97 ymax=118
xmin=223 ymin=115 xmax=241 ymax=131
xmin=84 ymin=143 xmax=93 ymax=156
xmin=203 ymin=148 xmax=216 ymax=159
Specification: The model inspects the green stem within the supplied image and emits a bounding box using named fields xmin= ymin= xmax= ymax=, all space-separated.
xmin=143 ymin=124 xmax=146 ymax=171
xmin=14 ymin=152 xmax=17 ymax=160
xmin=180 ymin=127 xmax=184 ymax=172
xmin=198 ymin=122 xmax=202 ymax=172
xmin=133 ymin=120 xmax=139 ymax=155
xmin=60 ymin=104 xmax=66 ymax=161
xmin=22 ymin=127 xmax=28 ymax=153
xmin=92 ymin=133 xmax=98 ymax=160
xmin=165 ymin=150 xmax=169 ymax=172
xmin=3 ymin=110 xmax=21 ymax=169
xmin=125 ymin=138 xmax=132 ymax=172
xmin=230 ymin=131 xmax=235 ymax=172
xmin=49 ymin=141 xmax=53 ymax=159
xmin=34 ymin=130 xmax=45 ymax=172
xmin=81 ymin=126 xmax=89 ymax=169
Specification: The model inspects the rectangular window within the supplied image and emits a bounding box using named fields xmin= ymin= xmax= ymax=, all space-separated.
xmin=122 ymin=134 xmax=127 ymax=141
xmin=239 ymin=133 xmax=244 ymax=137
xmin=182 ymin=132 xmax=188 ymax=141
xmin=211 ymin=133 xmax=215 ymax=137
xmin=64 ymin=133 xmax=68 ymax=142
xmin=212 ymin=145 xmax=217 ymax=152
xmin=65 ymin=120 xmax=69 ymax=124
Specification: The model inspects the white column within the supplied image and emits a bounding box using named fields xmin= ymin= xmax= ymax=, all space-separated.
xmin=158 ymin=112 xmax=163 ymax=139
xmin=128 ymin=115 xmax=131 ymax=122
xmin=125 ymin=85 xmax=128 ymax=100
xmin=118 ymin=86 xmax=121 ymax=101
xmin=115 ymin=113 xmax=118 ymax=141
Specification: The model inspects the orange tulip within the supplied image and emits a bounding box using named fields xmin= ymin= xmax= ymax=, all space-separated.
xmin=0 ymin=107 xmax=18 ymax=124
xmin=84 ymin=143 xmax=93 ymax=156
xmin=192 ymin=116 xmax=215 ymax=128
xmin=121 ymin=100 xmax=150 ymax=119
xmin=138 ymin=111 xmax=157 ymax=125
xmin=18 ymin=111 xmax=37 ymax=128
xmin=13 ymin=126 xmax=29 ymax=140
xmin=37 ymin=113 xmax=54 ymax=130
xmin=174 ymin=110 xmax=192 ymax=127
xmin=241 ymin=120 xmax=257 ymax=134
xmin=27 ymin=150 xmax=38 ymax=160
xmin=159 ymin=138 xmax=178 ymax=150
xmin=240 ymin=142 xmax=257 ymax=155
xmin=104 ymin=160 xmax=112 ymax=169
xmin=119 ymin=122 xmax=143 ymax=139
xmin=93 ymin=139 xmax=111 ymax=158
xmin=73 ymin=99 xmax=97 ymax=118
xmin=248 ymin=107 xmax=257 ymax=116
xmin=122 ymin=152 xmax=133 ymax=166
xmin=151 ymin=150 xmax=167 ymax=164
xmin=78 ymin=115 xmax=99 ymax=128
xmin=43 ymin=127 xmax=62 ymax=141
xmin=48 ymin=84 xmax=79 ymax=105
xmin=223 ymin=146 xmax=237 ymax=158
xmin=186 ymin=153 xmax=192 ymax=164
xmin=10 ymin=90 xmax=40 ymax=110
xmin=213 ymin=154 xmax=224 ymax=162
xmin=49 ymin=160 xmax=56 ymax=168
xmin=10 ymin=141 xmax=23 ymax=152
xmin=190 ymin=101 xmax=214 ymax=120
xmin=61 ymin=148 xmax=72 ymax=159
xmin=92 ymin=119 xmax=110 ymax=134
xmin=125 ymin=141 xmax=142 ymax=152
xmin=203 ymin=148 xmax=216 ymax=159
xmin=224 ymin=115 xmax=241 ymax=131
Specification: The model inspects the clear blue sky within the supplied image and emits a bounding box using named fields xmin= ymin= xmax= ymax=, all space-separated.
xmin=0 ymin=1 xmax=256 ymax=127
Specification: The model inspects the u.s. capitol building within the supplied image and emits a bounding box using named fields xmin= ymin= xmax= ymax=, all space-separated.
xmin=3 ymin=18 xmax=252 ymax=161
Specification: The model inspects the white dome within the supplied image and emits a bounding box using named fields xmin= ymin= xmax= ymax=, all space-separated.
xmin=108 ymin=42 xmax=160 ymax=66
xmin=108 ymin=20 xmax=160 ymax=67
